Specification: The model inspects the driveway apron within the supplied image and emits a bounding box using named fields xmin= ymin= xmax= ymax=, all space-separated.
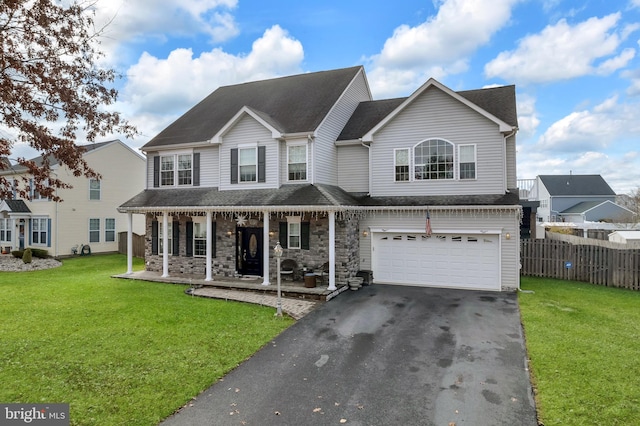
xmin=160 ymin=285 xmax=537 ymax=426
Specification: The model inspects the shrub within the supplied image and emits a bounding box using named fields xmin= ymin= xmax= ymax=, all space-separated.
xmin=11 ymin=248 xmax=49 ymax=259
xmin=22 ymin=248 xmax=32 ymax=264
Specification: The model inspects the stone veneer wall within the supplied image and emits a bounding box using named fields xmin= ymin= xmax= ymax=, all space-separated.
xmin=144 ymin=213 xmax=361 ymax=287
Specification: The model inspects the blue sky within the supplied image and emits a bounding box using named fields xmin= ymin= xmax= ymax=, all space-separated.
xmin=11 ymin=0 xmax=640 ymax=194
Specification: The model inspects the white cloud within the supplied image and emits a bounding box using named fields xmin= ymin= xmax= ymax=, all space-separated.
xmin=485 ymin=13 xmax=636 ymax=84
xmin=93 ymin=0 xmax=239 ymax=64
xmin=120 ymin=25 xmax=304 ymax=145
xmin=516 ymin=94 xmax=540 ymax=138
xmin=366 ymin=0 xmax=520 ymax=97
xmin=536 ymin=96 xmax=640 ymax=153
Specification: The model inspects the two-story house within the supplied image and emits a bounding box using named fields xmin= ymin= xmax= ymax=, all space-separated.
xmin=527 ymin=174 xmax=633 ymax=223
xmin=0 ymin=140 xmax=146 ymax=257
xmin=119 ymin=66 xmax=521 ymax=291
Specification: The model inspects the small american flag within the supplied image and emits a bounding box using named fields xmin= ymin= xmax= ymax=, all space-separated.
xmin=425 ymin=211 xmax=432 ymax=237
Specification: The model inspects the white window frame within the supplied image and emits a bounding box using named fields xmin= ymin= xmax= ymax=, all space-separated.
xmin=32 ymin=179 xmax=48 ymax=201
xmin=287 ymin=143 xmax=308 ymax=182
xmin=105 ymin=218 xmax=116 ymax=242
xmin=238 ymin=146 xmax=257 ymax=183
xmin=89 ymin=179 xmax=101 ymax=200
xmin=159 ymin=221 xmax=172 ymax=255
xmin=89 ymin=218 xmax=100 ymax=243
xmin=394 ymin=148 xmax=410 ymax=182
xmin=287 ymin=216 xmax=301 ymax=249
xmin=414 ymin=138 xmax=455 ymax=181
xmin=177 ymin=154 xmax=192 ymax=186
xmin=31 ymin=217 xmax=48 ymax=246
xmin=193 ymin=217 xmax=206 ymax=257
xmin=458 ymin=144 xmax=477 ymax=180
xmin=0 ymin=218 xmax=11 ymax=243
xmin=160 ymin=155 xmax=175 ymax=187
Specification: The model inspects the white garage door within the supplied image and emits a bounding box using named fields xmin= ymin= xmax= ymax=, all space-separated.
xmin=372 ymin=232 xmax=500 ymax=290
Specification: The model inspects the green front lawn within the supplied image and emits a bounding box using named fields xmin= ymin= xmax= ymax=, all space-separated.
xmin=519 ymin=277 xmax=640 ymax=425
xmin=0 ymin=254 xmax=293 ymax=426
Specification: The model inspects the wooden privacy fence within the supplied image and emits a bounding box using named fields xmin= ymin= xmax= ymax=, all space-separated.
xmin=521 ymin=239 xmax=640 ymax=291
xmin=117 ymin=232 xmax=145 ymax=258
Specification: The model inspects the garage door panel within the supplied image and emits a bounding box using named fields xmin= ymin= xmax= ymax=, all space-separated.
xmin=372 ymin=232 xmax=500 ymax=290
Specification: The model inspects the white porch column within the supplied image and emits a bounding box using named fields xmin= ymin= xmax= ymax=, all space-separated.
xmin=327 ymin=211 xmax=337 ymax=291
xmin=161 ymin=212 xmax=169 ymax=278
xmin=126 ymin=212 xmax=133 ymax=274
xmin=262 ymin=211 xmax=270 ymax=285
xmin=205 ymin=211 xmax=212 ymax=281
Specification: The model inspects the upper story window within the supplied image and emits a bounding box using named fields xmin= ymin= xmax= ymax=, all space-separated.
xmin=458 ymin=145 xmax=476 ymax=180
xmin=394 ymin=148 xmax=409 ymax=182
xmin=414 ymin=139 xmax=454 ymax=180
xmin=177 ymin=154 xmax=192 ymax=185
xmin=153 ymin=152 xmax=199 ymax=188
xmin=89 ymin=179 xmax=101 ymax=200
xmin=239 ymin=147 xmax=257 ymax=182
xmin=160 ymin=156 xmax=174 ymax=186
xmin=31 ymin=179 xmax=49 ymax=201
xmin=287 ymin=145 xmax=307 ymax=181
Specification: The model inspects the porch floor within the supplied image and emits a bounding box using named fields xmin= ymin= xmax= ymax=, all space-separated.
xmin=112 ymin=270 xmax=349 ymax=302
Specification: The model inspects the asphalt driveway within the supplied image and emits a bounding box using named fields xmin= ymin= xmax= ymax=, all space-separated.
xmin=160 ymin=285 xmax=537 ymax=426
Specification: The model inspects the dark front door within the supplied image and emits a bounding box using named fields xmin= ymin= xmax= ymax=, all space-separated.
xmin=237 ymin=227 xmax=263 ymax=276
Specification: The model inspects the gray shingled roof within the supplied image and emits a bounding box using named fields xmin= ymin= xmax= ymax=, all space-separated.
xmin=120 ymin=184 xmax=361 ymax=210
xmin=119 ymin=184 xmax=519 ymax=210
xmin=338 ymin=84 xmax=518 ymax=141
xmin=539 ymin=175 xmax=616 ymax=196
xmin=560 ymin=201 xmax=607 ymax=214
xmin=457 ymin=85 xmax=518 ymax=128
xmin=6 ymin=140 xmax=119 ymax=173
xmin=337 ymin=98 xmax=406 ymax=141
xmin=2 ymin=199 xmax=31 ymax=213
xmin=143 ymin=66 xmax=364 ymax=149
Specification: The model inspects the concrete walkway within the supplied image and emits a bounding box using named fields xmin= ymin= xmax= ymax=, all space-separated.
xmin=188 ymin=287 xmax=318 ymax=320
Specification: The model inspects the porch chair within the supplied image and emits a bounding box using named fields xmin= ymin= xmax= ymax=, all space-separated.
xmin=316 ymin=261 xmax=330 ymax=286
xmin=280 ymin=259 xmax=298 ymax=281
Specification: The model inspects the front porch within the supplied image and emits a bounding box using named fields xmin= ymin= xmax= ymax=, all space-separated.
xmin=113 ymin=269 xmax=349 ymax=302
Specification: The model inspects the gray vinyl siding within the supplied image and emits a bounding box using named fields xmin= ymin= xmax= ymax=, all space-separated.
xmin=314 ymin=70 xmax=372 ymax=185
xmin=337 ymin=145 xmax=369 ymax=193
xmin=146 ymin=151 xmax=157 ymax=188
xmin=358 ymin=210 xmax=521 ymax=291
xmin=506 ymin=134 xmax=517 ymax=189
xmin=219 ymin=114 xmax=278 ymax=191
xmin=370 ymin=87 xmax=506 ymax=197
xmin=195 ymin=146 xmax=219 ymax=187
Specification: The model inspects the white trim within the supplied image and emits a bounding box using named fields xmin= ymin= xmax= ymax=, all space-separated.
xmin=362 ymin=78 xmax=513 ymax=141
xmin=393 ymin=148 xmax=410 ymax=182
xmin=458 ymin=144 xmax=477 ymax=181
xmin=211 ymin=106 xmax=282 ymax=144
xmin=286 ymin=143 xmax=308 ymax=183
xmin=370 ymin=228 xmax=503 ymax=235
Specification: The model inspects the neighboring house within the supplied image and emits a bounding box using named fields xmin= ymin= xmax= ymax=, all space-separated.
xmin=608 ymin=230 xmax=640 ymax=245
xmin=0 ymin=140 xmax=146 ymax=257
xmin=526 ymin=174 xmax=633 ymax=223
xmin=119 ymin=66 xmax=521 ymax=291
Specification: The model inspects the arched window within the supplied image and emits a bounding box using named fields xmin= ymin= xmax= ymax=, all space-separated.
xmin=414 ymin=139 xmax=454 ymax=180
